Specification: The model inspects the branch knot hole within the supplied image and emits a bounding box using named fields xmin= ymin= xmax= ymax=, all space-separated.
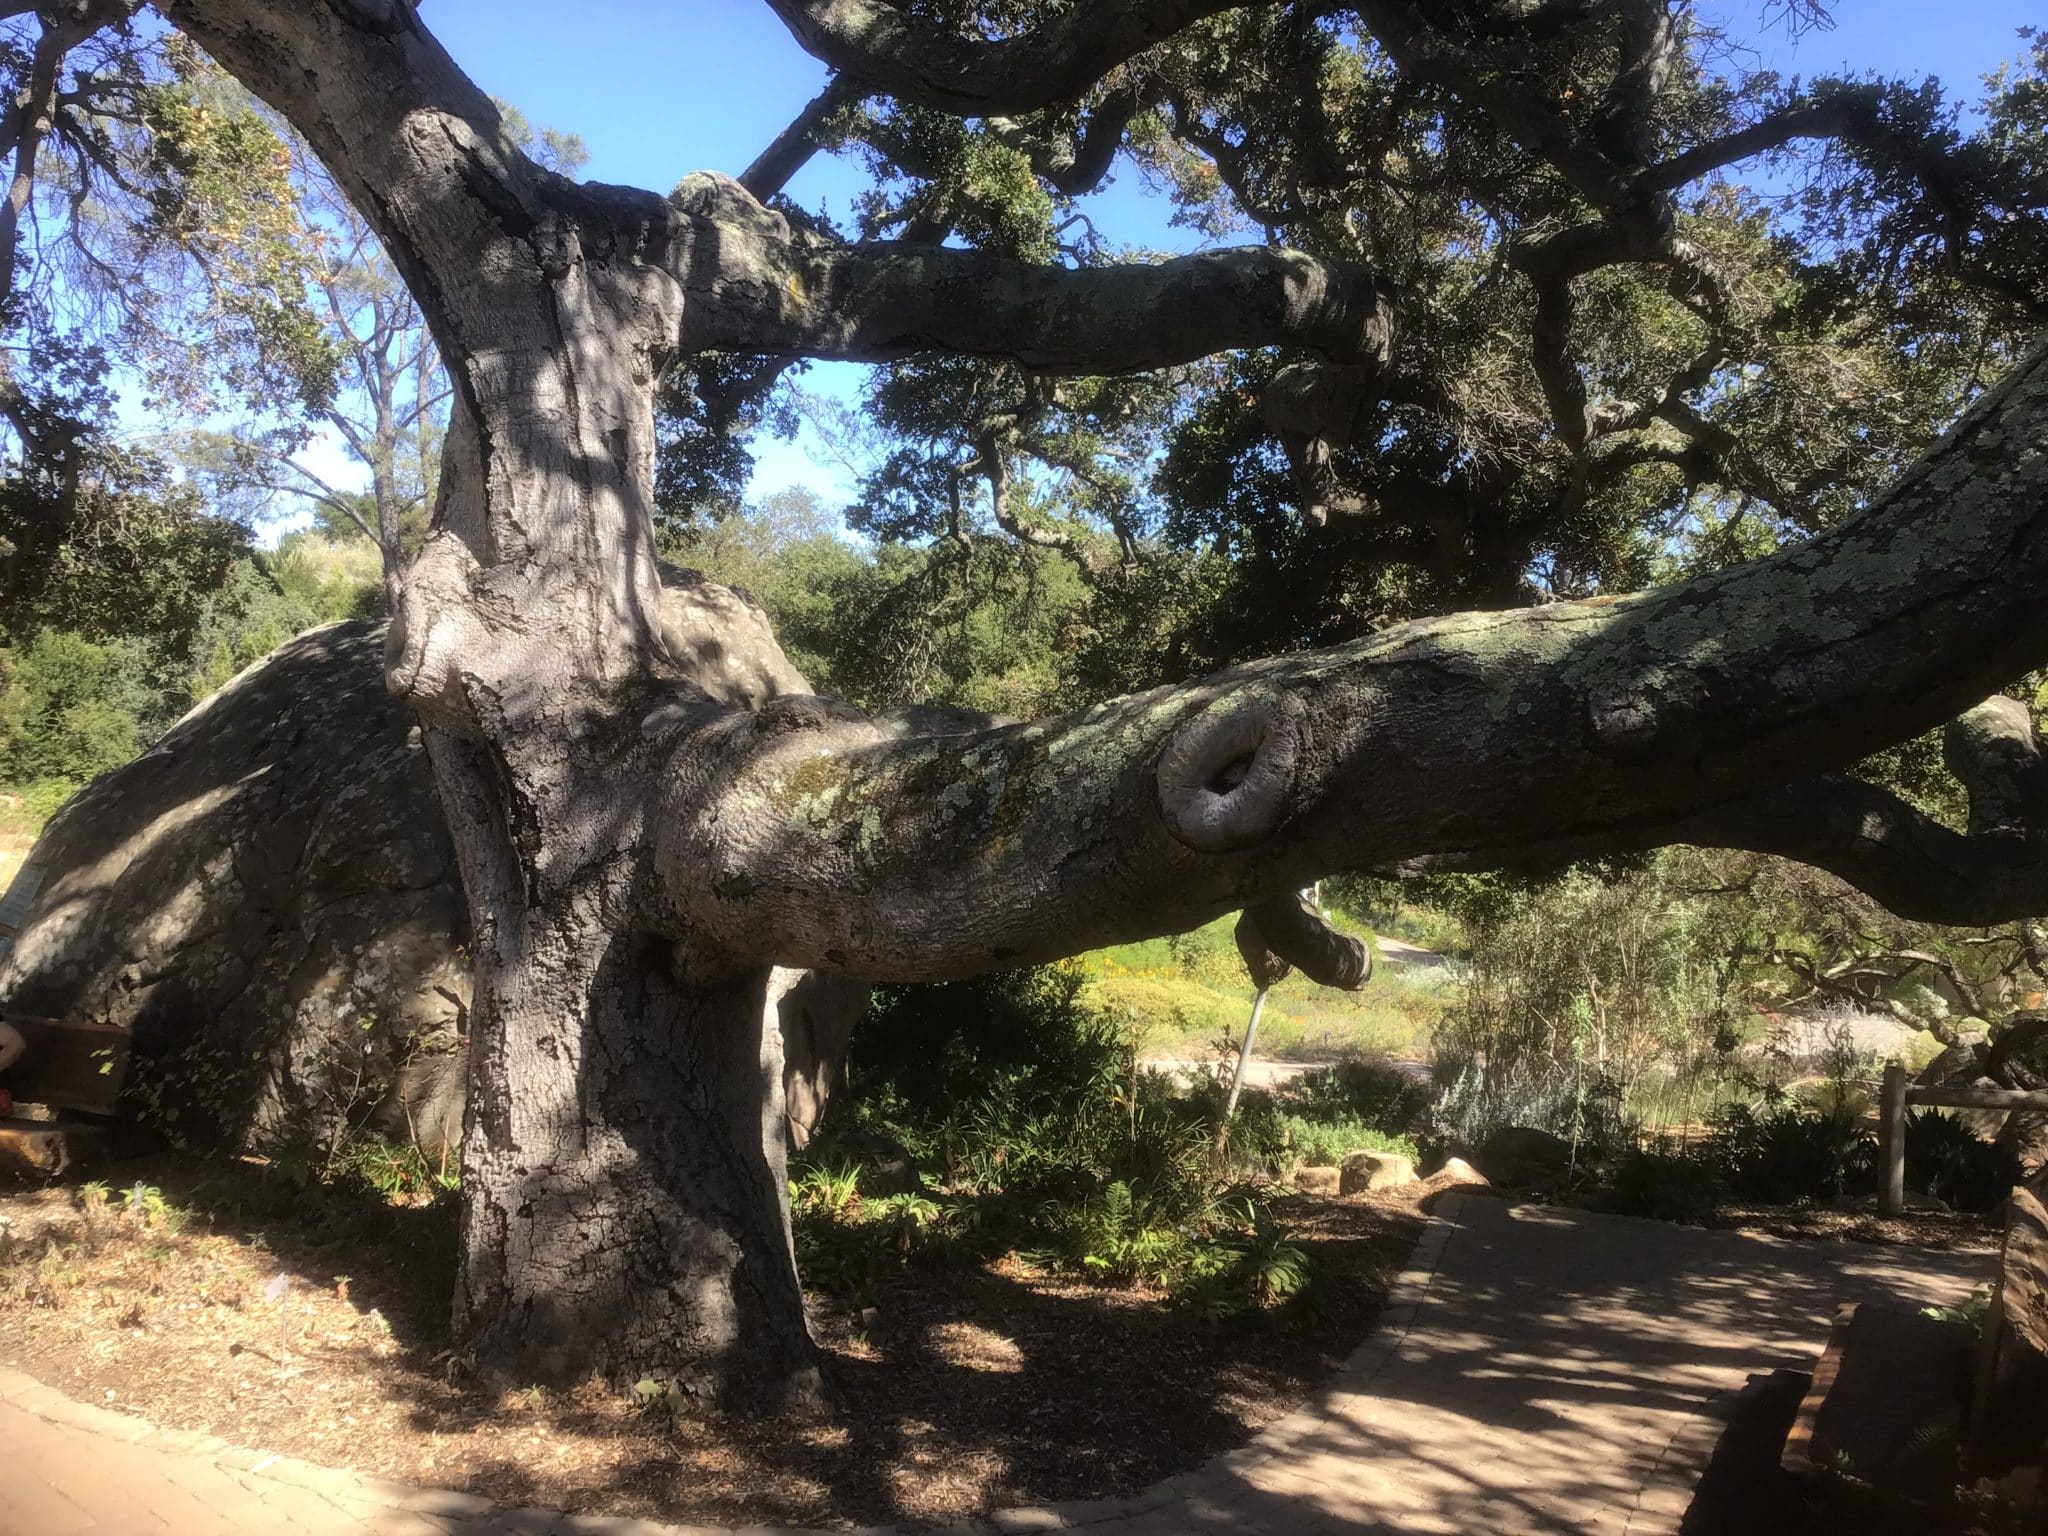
xmin=1156 ymin=690 xmax=1307 ymax=853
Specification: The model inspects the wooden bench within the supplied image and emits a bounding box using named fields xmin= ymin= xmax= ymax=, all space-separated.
xmin=1 ymin=1013 xmax=131 ymax=1175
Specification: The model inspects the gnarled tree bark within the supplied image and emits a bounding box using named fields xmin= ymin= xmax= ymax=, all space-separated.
xmin=160 ymin=0 xmax=2048 ymax=1408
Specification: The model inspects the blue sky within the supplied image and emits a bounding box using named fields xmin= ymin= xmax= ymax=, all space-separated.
xmin=423 ymin=0 xmax=2043 ymax=198
xmin=293 ymin=1 xmax=2046 ymax=511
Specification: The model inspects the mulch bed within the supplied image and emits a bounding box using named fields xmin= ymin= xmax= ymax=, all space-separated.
xmin=1708 ymin=1202 xmax=2002 ymax=1252
xmin=0 ymin=1157 xmax=1424 ymax=1530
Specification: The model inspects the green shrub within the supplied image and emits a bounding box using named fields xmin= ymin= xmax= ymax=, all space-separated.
xmin=1175 ymin=1198 xmax=1312 ymax=1319
xmin=849 ymin=966 xmax=1124 ymax=1126
xmin=1280 ymin=1113 xmax=1417 ymax=1169
xmin=326 ymin=1133 xmax=459 ymax=1203
xmin=0 ymin=629 xmax=145 ymax=787
xmin=1286 ymin=1058 xmax=1430 ymax=1137
xmin=1711 ymin=1099 xmax=1873 ymax=1205
xmin=1905 ymin=1109 xmax=2020 ymax=1213
xmin=795 ymin=965 xmax=1308 ymax=1314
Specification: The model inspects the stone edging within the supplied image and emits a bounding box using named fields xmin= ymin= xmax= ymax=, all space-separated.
xmin=1622 ymin=1382 xmax=1738 ymax=1536
xmin=0 ymin=1196 xmax=1471 ymax=1536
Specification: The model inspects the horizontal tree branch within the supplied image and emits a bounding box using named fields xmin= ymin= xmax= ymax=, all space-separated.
xmin=652 ymin=335 xmax=2048 ymax=981
xmin=1679 ymin=773 xmax=2048 ymax=928
xmin=760 ymin=0 xmax=1274 ymax=117
xmin=670 ymin=174 xmax=1398 ymax=373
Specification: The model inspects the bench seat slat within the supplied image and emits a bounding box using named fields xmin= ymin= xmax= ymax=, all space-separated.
xmin=2 ymin=1014 xmax=130 ymax=1115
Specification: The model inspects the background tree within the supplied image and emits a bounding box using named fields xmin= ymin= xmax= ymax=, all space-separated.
xmin=0 ymin=11 xmax=590 ymax=809
xmin=187 ymin=90 xmax=586 ymax=606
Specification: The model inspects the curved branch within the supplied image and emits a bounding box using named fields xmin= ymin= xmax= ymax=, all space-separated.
xmin=651 ymin=337 xmax=2048 ymax=981
xmin=760 ymin=0 xmax=1274 ymax=117
xmin=1696 ymin=776 xmax=2048 ymax=927
xmin=671 ymin=174 xmax=1398 ymax=373
xmin=1667 ymin=694 xmax=2048 ymax=928
xmin=1238 ymin=893 xmax=1371 ymax=990
xmin=985 ymin=85 xmax=1149 ymax=199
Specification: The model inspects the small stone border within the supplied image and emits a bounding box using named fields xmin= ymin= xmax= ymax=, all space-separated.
xmin=0 ymin=1196 xmax=1479 ymax=1536
xmin=1623 ymin=1383 xmax=1740 ymax=1536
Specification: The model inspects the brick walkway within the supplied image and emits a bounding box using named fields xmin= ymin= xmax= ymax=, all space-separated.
xmin=0 ymin=1195 xmax=1991 ymax=1535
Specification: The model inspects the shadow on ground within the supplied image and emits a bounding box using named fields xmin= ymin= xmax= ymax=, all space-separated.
xmin=0 ymin=1155 xmax=1424 ymax=1530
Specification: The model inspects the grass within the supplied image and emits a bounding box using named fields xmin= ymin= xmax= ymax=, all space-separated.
xmin=1073 ymin=913 xmax=1449 ymax=1062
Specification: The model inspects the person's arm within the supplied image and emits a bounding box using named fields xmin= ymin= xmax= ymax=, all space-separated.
xmin=0 ymin=1020 xmax=25 ymax=1075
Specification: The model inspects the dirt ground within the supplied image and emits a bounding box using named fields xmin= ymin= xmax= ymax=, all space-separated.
xmin=1708 ymin=1201 xmax=2002 ymax=1252
xmin=0 ymin=1157 xmax=1425 ymax=1530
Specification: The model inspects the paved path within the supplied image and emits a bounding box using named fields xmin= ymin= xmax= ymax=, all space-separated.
xmin=0 ymin=1196 xmax=1991 ymax=1536
xmin=1139 ymin=1056 xmax=1432 ymax=1090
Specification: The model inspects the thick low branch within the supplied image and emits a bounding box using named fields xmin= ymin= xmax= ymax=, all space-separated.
xmin=760 ymin=0 xmax=1272 ymax=117
xmin=670 ymin=173 xmax=1397 ymax=373
xmin=1410 ymin=699 xmax=2048 ymax=930
xmin=1237 ymin=894 xmax=1371 ymax=991
xmin=651 ymin=337 xmax=2048 ymax=982
xmin=1676 ymin=800 xmax=2048 ymax=932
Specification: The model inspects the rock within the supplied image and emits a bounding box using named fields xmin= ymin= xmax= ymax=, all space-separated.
xmin=1427 ymin=1156 xmax=1490 ymax=1187
xmin=1477 ymin=1126 xmax=1573 ymax=1186
xmin=1292 ymin=1164 xmax=1342 ymax=1195
xmin=1917 ymin=1043 xmax=1981 ymax=1085
xmin=1339 ymin=1149 xmax=1416 ymax=1195
xmin=0 ymin=623 xmax=470 ymax=1155
xmin=1972 ymin=1186 xmax=2048 ymax=1477
xmin=0 ymin=572 xmax=868 ymax=1157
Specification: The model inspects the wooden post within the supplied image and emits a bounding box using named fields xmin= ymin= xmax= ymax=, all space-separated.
xmin=1879 ymin=1061 xmax=1908 ymax=1218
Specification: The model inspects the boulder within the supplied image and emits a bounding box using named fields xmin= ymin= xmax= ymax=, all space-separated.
xmin=0 ymin=622 xmax=469 ymax=1154
xmin=1477 ymin=1125 xmax=1573 ymax=1186
xmin=1292 ymin=1164 xmax=1342 ymax=1196
xmin=1427 ymin=1156 xmax=1490 ymax=1187
xmin=1339 ymin=1149 xmax=1416 ymax=1194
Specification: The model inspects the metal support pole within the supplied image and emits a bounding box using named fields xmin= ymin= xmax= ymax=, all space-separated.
xmin=1220 ymin=988 xmax=1269 ymax=1132
xmin=1878 ymin=1061 xmax=1908 ymax=1218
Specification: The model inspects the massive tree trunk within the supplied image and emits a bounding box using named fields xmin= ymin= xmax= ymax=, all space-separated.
xmin=162 ymin=0 xmax=2048 ymax=1407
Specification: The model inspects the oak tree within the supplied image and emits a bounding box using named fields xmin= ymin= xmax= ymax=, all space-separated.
xmin=121 ymin=0 xmax=2048 ymax=1407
